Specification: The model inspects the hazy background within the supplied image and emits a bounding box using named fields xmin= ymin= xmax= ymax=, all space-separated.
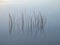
xmin=0 ymin=0 xmax=60 ymax=45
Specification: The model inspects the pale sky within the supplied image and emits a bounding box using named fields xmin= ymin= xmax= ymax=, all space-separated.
xmin=0 ymin=0 xmax=60 ymax=7
xmin=0 ymin=0 xmax=60 ymax=4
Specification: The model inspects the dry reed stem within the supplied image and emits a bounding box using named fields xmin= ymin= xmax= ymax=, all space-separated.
xmin=9 ymin=13 xmax=13 ymax=35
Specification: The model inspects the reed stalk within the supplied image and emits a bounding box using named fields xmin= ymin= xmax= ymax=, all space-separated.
xmin=22 ymin=12 xmax=24 ymax=33
xmin=9 ymin=13 xmax=13 ymax=35
xmin=30 ymin=17 xmax=33 ymax=36
xmin=40 ymin=15 xmax=44 ymax=32
xmin=12 ymin=14 xmax=15 ymax=31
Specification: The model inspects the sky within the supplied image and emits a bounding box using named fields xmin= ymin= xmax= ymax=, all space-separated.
xmin=0 ymin=0 xmax=60 ymax=5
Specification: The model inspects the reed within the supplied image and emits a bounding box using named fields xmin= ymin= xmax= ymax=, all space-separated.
xmin=34 ymin=10 xmax=47 ymax=38
xmin=27 ymin=19 xmax=29 ymax=35
xmin=40 ymin=14 xmax=47 ymax=32
xmin=39 ymin=12 xmax=47 ymax=39
xmin=40 ymin=15 xmax=44 ymax=32
xmin=37 ymin=11 xmax=44 ymax=32
xmin=33 ymin=9 xmax=36 ymax=28
xmin=9 ymin=13 xmax=13 ymax=35
xmin=21 ymin=12 xmax=24 ymax=33
xmin=12 ymin=14 xmax=15 ymax=31
xmin=8 ymin=9 xmax=47 ymax=38
xmin=34 ymin=14 xmax=40 ymax=37
xmin=30 ymin=16 xmax=33 ymax=36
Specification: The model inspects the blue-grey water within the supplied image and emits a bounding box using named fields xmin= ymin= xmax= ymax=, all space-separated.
xmin=0 ymin=1 xmax=60 ymax=45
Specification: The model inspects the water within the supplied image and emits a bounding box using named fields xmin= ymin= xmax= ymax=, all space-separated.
xmin=0 ymin=1 xmax=60 ymax=45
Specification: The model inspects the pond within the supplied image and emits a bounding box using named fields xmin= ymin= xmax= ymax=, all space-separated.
xmin=0 ymin=0 xmax=60 ymax=45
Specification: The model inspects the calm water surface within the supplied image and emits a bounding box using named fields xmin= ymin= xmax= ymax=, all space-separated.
xmin=0 ymin=1 xmax=60 ymax=45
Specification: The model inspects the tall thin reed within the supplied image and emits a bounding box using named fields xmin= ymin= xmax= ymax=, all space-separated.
xmin=9 ymin=13 xmax=13 ymax=35
xmin=33 ymin=9 xmax=36 ymax=28
xmin=30 ymin=17 xmax=33 ymax=36
xmin=21 ymin=12 xmax=24 ymax=33
xmin=12 ymin=14 xmax=15 ymax=31
xmin=38 ymin=11 xmax=44 ymax=32
xmin=39 ymin=13 xmax=47 ymax=39
xmin=34 ymin=14 xmax=40 ymax=37
xmin=40 ymin=15 xmax=44 ymax=32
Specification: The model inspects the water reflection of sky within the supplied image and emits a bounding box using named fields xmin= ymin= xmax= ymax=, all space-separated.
xmin=0 ymin=0 xmax=60 ymax=45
